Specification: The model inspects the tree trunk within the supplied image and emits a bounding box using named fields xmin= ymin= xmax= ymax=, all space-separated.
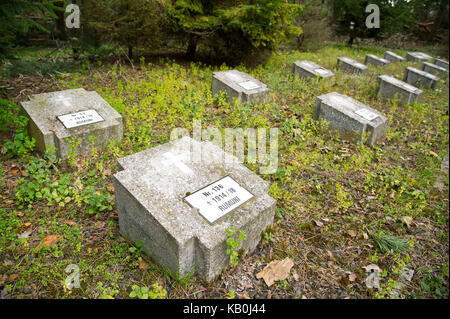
xmin=186 ymin=34 xmax=198 ymax=59
xmin=347 ymin=35 xmax=354 ymax=46
xmin=431 ymin=0 xmax=448 ymax=35
xmin=56 ymin=1 xmax=68 ymax=41
xmin=128 ymin=46 xmax=133 ymax=60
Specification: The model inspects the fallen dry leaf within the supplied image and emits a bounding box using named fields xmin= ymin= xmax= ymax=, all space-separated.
xmin=65 ymin=220 xmax=75 ymax=226
xmin=8 ymin=167 xmax=20 ymax=176
xmin=292 ymin=269 xmax=299 ymax=281
xmin=9 ymin=274 xmax=18 ymax=281
xmin=349 ymin=273 xmax=357 ymax=282
xmin=17 ymin=222 xmax=31 ymax=230
xmin=138 ymin=260 xmax=148 ymax=270
xmin=401 ymin=216 xmax=413 ymax=228
xmin=38 ymin=235 xmax=61 ymax=248
xmin=314 ymin=220 xmax=323 ymax=227
xmin=107 ymin=183 xmax=114 ymax=192
xmin=94 ymin=221 xmax=105 ymax=229
xmin=429 ymin=151 xmax=438 ymax=157
xmin=363 ymin=232 xmax=369 ymax=240
xmin=348 ymin=230 xmax=356 ymax=238
xmin=327 ymin=250 xmax=334 ymax=259
xmin=256 ymin=257 xmax=294 ymax=287
xmin=338 ymin=275 xmax=350 ymax=286
xmin=103 ymin=168 xmax=112 ymax=176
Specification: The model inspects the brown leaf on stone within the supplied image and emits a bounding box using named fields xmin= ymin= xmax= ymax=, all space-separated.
xmin=256 ymin=257 xmax=294 ymax=287
xmin=38 ymin=234 xmax=61 ymax=248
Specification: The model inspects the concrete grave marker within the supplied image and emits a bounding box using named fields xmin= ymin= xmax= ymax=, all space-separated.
xmin=377 ymin=75 xmax=422 ymax=105
xmin=422 ymin=61 xmax=449 ymax=77
xmin=113 ymin=136 xmax=276 ymax=282
xmin=212 ymin=70 xmax=270 ymax=104
xmin=365 ymin=54 xmax=390 ymax=67
xmin=314 ymin=92 xmax=387 ymax=146
xmin=384 ymin=51 xmax=405 ymax=63
xmin=403 ymin=67 xmax=440 ymax=89
xmin=336 ymin=57 xmax=368 ymax=74
xmin=20 ymin=88 xmax=123 ymax=159
xmin=292 ymin=60 xmax=334 ymax=80
xmin=406 ymin=52 xmax=433 ymax=62
xmin=434 ymin=58 xmax=449 ymax=71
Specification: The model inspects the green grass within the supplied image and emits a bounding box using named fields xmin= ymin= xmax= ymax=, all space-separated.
xmin=0 ymin=43 xmax=448 ymax=299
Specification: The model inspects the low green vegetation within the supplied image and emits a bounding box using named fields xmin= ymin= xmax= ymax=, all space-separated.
xmin=0 ymin=43 xmax=448 ymax=299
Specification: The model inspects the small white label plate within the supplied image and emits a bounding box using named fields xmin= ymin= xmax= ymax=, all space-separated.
xmin=315 ymin=68 xmax=329 ymax=76
xmin=58 ymin=110 xmax=104 ymax=129
xmin=355 ymin=108 xmax=378 ymax=121
xmin=184 ymin=176 xmax=254 ymax=224
xmin=238 ymin=81 xmax=260 ymax=90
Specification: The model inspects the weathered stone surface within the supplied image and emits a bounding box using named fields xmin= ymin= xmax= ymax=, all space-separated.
xmin=384 ymin=51 xmax=405 ymax=63
xmin=292 ymin=60 xmax=334 ymax=80
xmin=365 ymin=54 xmax=390 ymax=67
xmin=406 ymin=52 xmax=433 ymax=62
xmin=337 ymin=57 xmax=368 ymax=74
xmin=403 ymin=67 xmax=440 ymax=89
xmin=113 ymin=136 xmax=276 ymax=282
xmin=434 ymin=58 xmax=449 ymax=71
xmin=377 ymin=75 xmax=422 ymax=105
xmin=20 ymin=88 xmax=123 ymax=159
xmin=422 ymin=61 xmax=449 ymax=77
xmin=314 ymin=92 xmax=387 ymax=146
xmin=212 ymin=70 xmax=270 ymax=104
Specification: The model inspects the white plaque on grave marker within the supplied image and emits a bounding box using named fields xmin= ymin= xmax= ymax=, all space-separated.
xmin=184 ymin=176 xmax=254 ymax=224
xmin=355 ymin=108 xmax=378 ymax=121
xmin=57 ymin=110 xmax=104 ymax=129
xmin=238 ymin=81 xmax=260 ymax=90
xmin=315 ymin=68 xmax=329 ymax=76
